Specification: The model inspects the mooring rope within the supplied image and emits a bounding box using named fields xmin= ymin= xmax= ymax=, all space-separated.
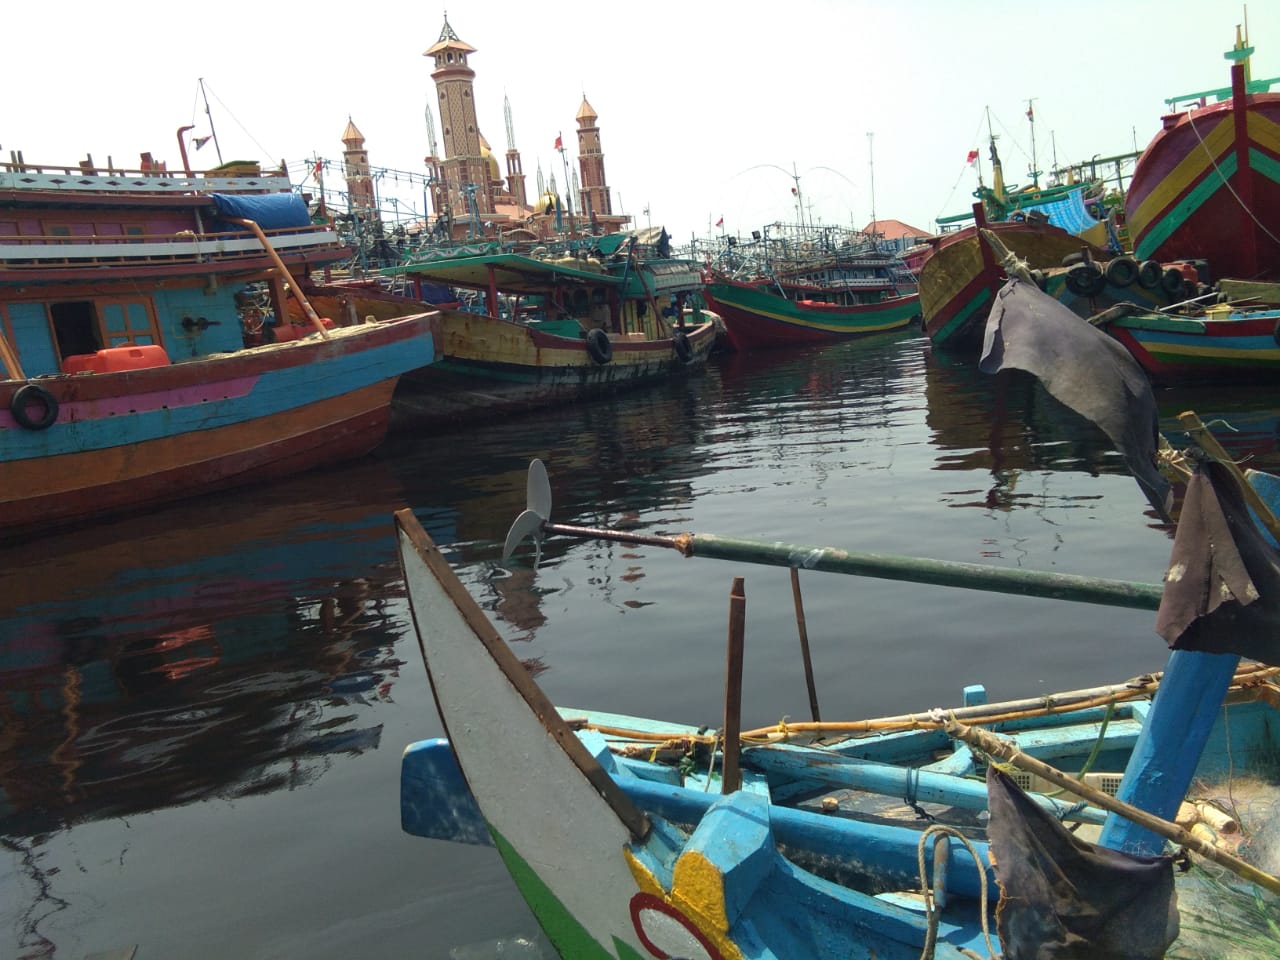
xmin=915 ymin=823 xmax=1000 ymax=960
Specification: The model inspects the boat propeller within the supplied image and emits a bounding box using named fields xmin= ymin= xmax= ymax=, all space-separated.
xmin=502 ymin=458 xmax=553 ymax=563
xmin=502 ymin=459 xmax=693 ymax=565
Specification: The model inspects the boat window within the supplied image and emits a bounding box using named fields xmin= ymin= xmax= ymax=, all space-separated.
xmin=50 ymin=301 xmax=102 ymax=357
xmin=99 ymin=300 xmax=157 ymax=348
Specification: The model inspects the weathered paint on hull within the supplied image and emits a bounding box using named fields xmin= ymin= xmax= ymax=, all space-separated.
xmin=919 ymin=224 xmax=1132 ymax=352
xmin=1106 ymin=312 xmax=1280 ymax=385
xmin=702 ymin=280 xmax=919 ymax=352
xmin=1125 ymin=93 xmax=1280 ymax=280
xmin=1 ymin=315 xmax=438 ymax=539
xmin=394 ymin=310 xmax=717 ymax=429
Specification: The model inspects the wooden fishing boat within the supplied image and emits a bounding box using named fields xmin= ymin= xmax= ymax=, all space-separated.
xmin=395 ymin=502 xmax=1280 ymax=958
xmin=919 ymin=214 xmax=1109 ymax=351
xmin=1125 ymin=31 xmax=1280 ymax=283
xmin=921 ymin=215 xmax=1212 ymax=353
xmin=395 ymin=432 xmax=1280 ymax=959
xmin=380 ymin=243 xmax=717 ymax=429
xmin=1091 ymin=299 xmax=1280 ymax=386
xmin=701 ymin=272 xmax=920 ymax=352
xmin=0 ymin=150 xmax=440 ymax=542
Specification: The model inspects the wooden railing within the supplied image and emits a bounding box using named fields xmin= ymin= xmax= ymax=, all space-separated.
xmin=0 ymin=225 xmax=345 ymax=269
xmin=0 ymin=159 xmax=292 ymax=194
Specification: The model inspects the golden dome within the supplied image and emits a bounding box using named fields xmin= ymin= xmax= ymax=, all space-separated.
xmin=479 ymin=135 xmax=501 ymax=181
xmin=535 ymin=190 xmax=560 ymax=215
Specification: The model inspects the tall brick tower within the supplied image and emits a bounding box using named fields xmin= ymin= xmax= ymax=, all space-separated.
xmin=424 ymin=14 xmax=493 ymax=225
xmin=575 ymin=97 xmax=612 ymax=223
xmin=341 ymin=118 xmax=376 ymax=215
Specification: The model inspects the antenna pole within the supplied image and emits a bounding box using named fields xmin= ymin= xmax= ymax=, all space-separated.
xmin=867 ymin=132 xmax=877 ymax=238
xmin=199 ymin=78 xmax=224 ymax=166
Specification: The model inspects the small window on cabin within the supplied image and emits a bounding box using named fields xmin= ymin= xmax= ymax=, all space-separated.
xmin=51 ymin=301 xmax=102 ymax=358
xmin=97 ymin=300 xmax=158 ymax=348
xmin=50 ymin=225 xmax=71 ymax=238
xmin=126 ymin=225 xmax=144 ymax=242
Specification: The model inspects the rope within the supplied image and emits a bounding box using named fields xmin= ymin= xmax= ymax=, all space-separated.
xmin=904 ymin=767 xmax=935 ymax=823
xmin=915 ymin=824 xmax=1000 ymax=960
xmin=1185 ymin=111 xmax=1280 ymax=255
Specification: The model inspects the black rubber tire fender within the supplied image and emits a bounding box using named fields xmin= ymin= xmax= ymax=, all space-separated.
xmin=1065 ymin=262 xmax=1106 ymax=297
xmin=1104 ymin=256 xmax=1139 ymax=288
xmin=1162 ymin=267 xmax=1187 ymax=298
xmin=585 ymin=327 xmax=612 ymax=365
xmin=672 ymin=329 xmax=693 ymax=364
xmin=10 ymin=383 xmax=59 ymax=430
xmin=1137 ymin=260 xmax=1163 ymax=289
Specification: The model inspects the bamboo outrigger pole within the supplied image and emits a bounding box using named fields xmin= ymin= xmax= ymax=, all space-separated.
xmin=524 ymin=521 xmax=1165 ymax=611
xmin=948 ymin=719 xmax=1280 ymax=896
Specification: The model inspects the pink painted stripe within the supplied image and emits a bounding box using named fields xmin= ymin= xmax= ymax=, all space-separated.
xmin=0 ymin=374 xmax=260 ymax=428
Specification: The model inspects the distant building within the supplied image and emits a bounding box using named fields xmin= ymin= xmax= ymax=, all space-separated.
xmin=422 ymin=15 xmax=629 ymax=242
xmin=340 ymin=118 xmax=376 ymax=215
xmin=862 ymin=219 xmax=933 ymax=256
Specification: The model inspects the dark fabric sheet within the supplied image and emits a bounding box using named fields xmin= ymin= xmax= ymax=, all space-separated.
xmin=1156 ymin=459 xmax=1280 ymax=665
xmin=978 ymin=279 xmax=1172 ymax=520
xmin=986 ymin=766 xmax=1179 ymax=959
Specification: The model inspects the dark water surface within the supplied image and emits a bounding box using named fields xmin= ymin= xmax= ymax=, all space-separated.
xmin=2 ymin=332 xmax=1278 ymax=959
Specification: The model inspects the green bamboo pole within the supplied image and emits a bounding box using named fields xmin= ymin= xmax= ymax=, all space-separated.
xmin=539 ymin=522 xmax=1164 ymax=611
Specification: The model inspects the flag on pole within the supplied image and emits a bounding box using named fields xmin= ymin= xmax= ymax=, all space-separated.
xmin=966 ymin=149 xmax=979 ymax=165
xmin=554 ymin=133 xmax=563 ymax=151
xmin=312 ymin=160 xmax=323 ymax=180
xmin=715 ymin=216 xmax=724 ymax=228
xmin=1026 ymin=105 xmax=1035 ymax=121
xmin=193 ymin=136 xmax=212 ymax=150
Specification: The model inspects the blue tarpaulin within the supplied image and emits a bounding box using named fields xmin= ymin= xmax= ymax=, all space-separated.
xmin=1014 ymin=188 xmax=1098 ymax=236
xmin=211 ymin=192 xmax=312 ymax=230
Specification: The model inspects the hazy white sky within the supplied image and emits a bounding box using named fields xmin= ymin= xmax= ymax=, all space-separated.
xmin=5 ymin=1 xmax=1277 ymax=243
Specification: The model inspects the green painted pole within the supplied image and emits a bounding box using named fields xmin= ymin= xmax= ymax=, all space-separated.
xmin=539 ymin=523 xmax=1164 ymax=611
xmin=686 ymin=534 xmax=1163 ymax=609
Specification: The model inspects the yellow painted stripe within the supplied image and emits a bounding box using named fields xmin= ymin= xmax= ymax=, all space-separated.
xmin=1130 ymin=106 xmax=1280 ymax=239
xmin=1128 ymin=114 xmax=1235 ymax=236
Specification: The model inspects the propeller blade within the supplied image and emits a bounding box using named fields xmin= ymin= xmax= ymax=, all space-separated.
xmin=503 ymin=509 xmax=546 ymax=562
xmin=527 ymin=458 xmax=552 ymax=519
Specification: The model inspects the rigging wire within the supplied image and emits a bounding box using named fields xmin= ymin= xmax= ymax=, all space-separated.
xmin=931 ymin=110 xmax=990 ymax=224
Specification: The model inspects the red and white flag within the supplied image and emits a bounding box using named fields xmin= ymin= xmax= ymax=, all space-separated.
xmin=554 ymin=133 xmax=563 ymax=151
xmin=966 ymin=149 xmax=979 ymax=165
xmin=715 ymin=216 xmax=724 ymax=228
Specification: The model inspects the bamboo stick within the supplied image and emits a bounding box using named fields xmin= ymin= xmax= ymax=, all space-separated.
xmin=0 ymin=326 xmax=26 ymax=380
xmin=790 ymin=568 xmax=821 ymax=722
xmin=574 ymin=666 xmax=1279 ymax=747
xmin=947 ymin=719 xmax=1280 ymax=896
xmin=1179 ymin=411 xmax=1280 ymax=543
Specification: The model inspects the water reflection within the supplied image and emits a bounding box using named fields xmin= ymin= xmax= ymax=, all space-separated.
xmin=1 ymin=332 xmax=1278 ymax=960
xmin=0 ymin=458 xmax=429 ymax=839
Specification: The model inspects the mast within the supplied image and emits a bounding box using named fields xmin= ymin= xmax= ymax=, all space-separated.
xmin=791 ymin=162 xmax=805 ymax=228
xmin=1026 ymin=97 xmax=1039 ymax=188
xmin=867 ymin=132 xmax=877 ymax=239
xmin=199 ymin=78 xmax=224 ymax=166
